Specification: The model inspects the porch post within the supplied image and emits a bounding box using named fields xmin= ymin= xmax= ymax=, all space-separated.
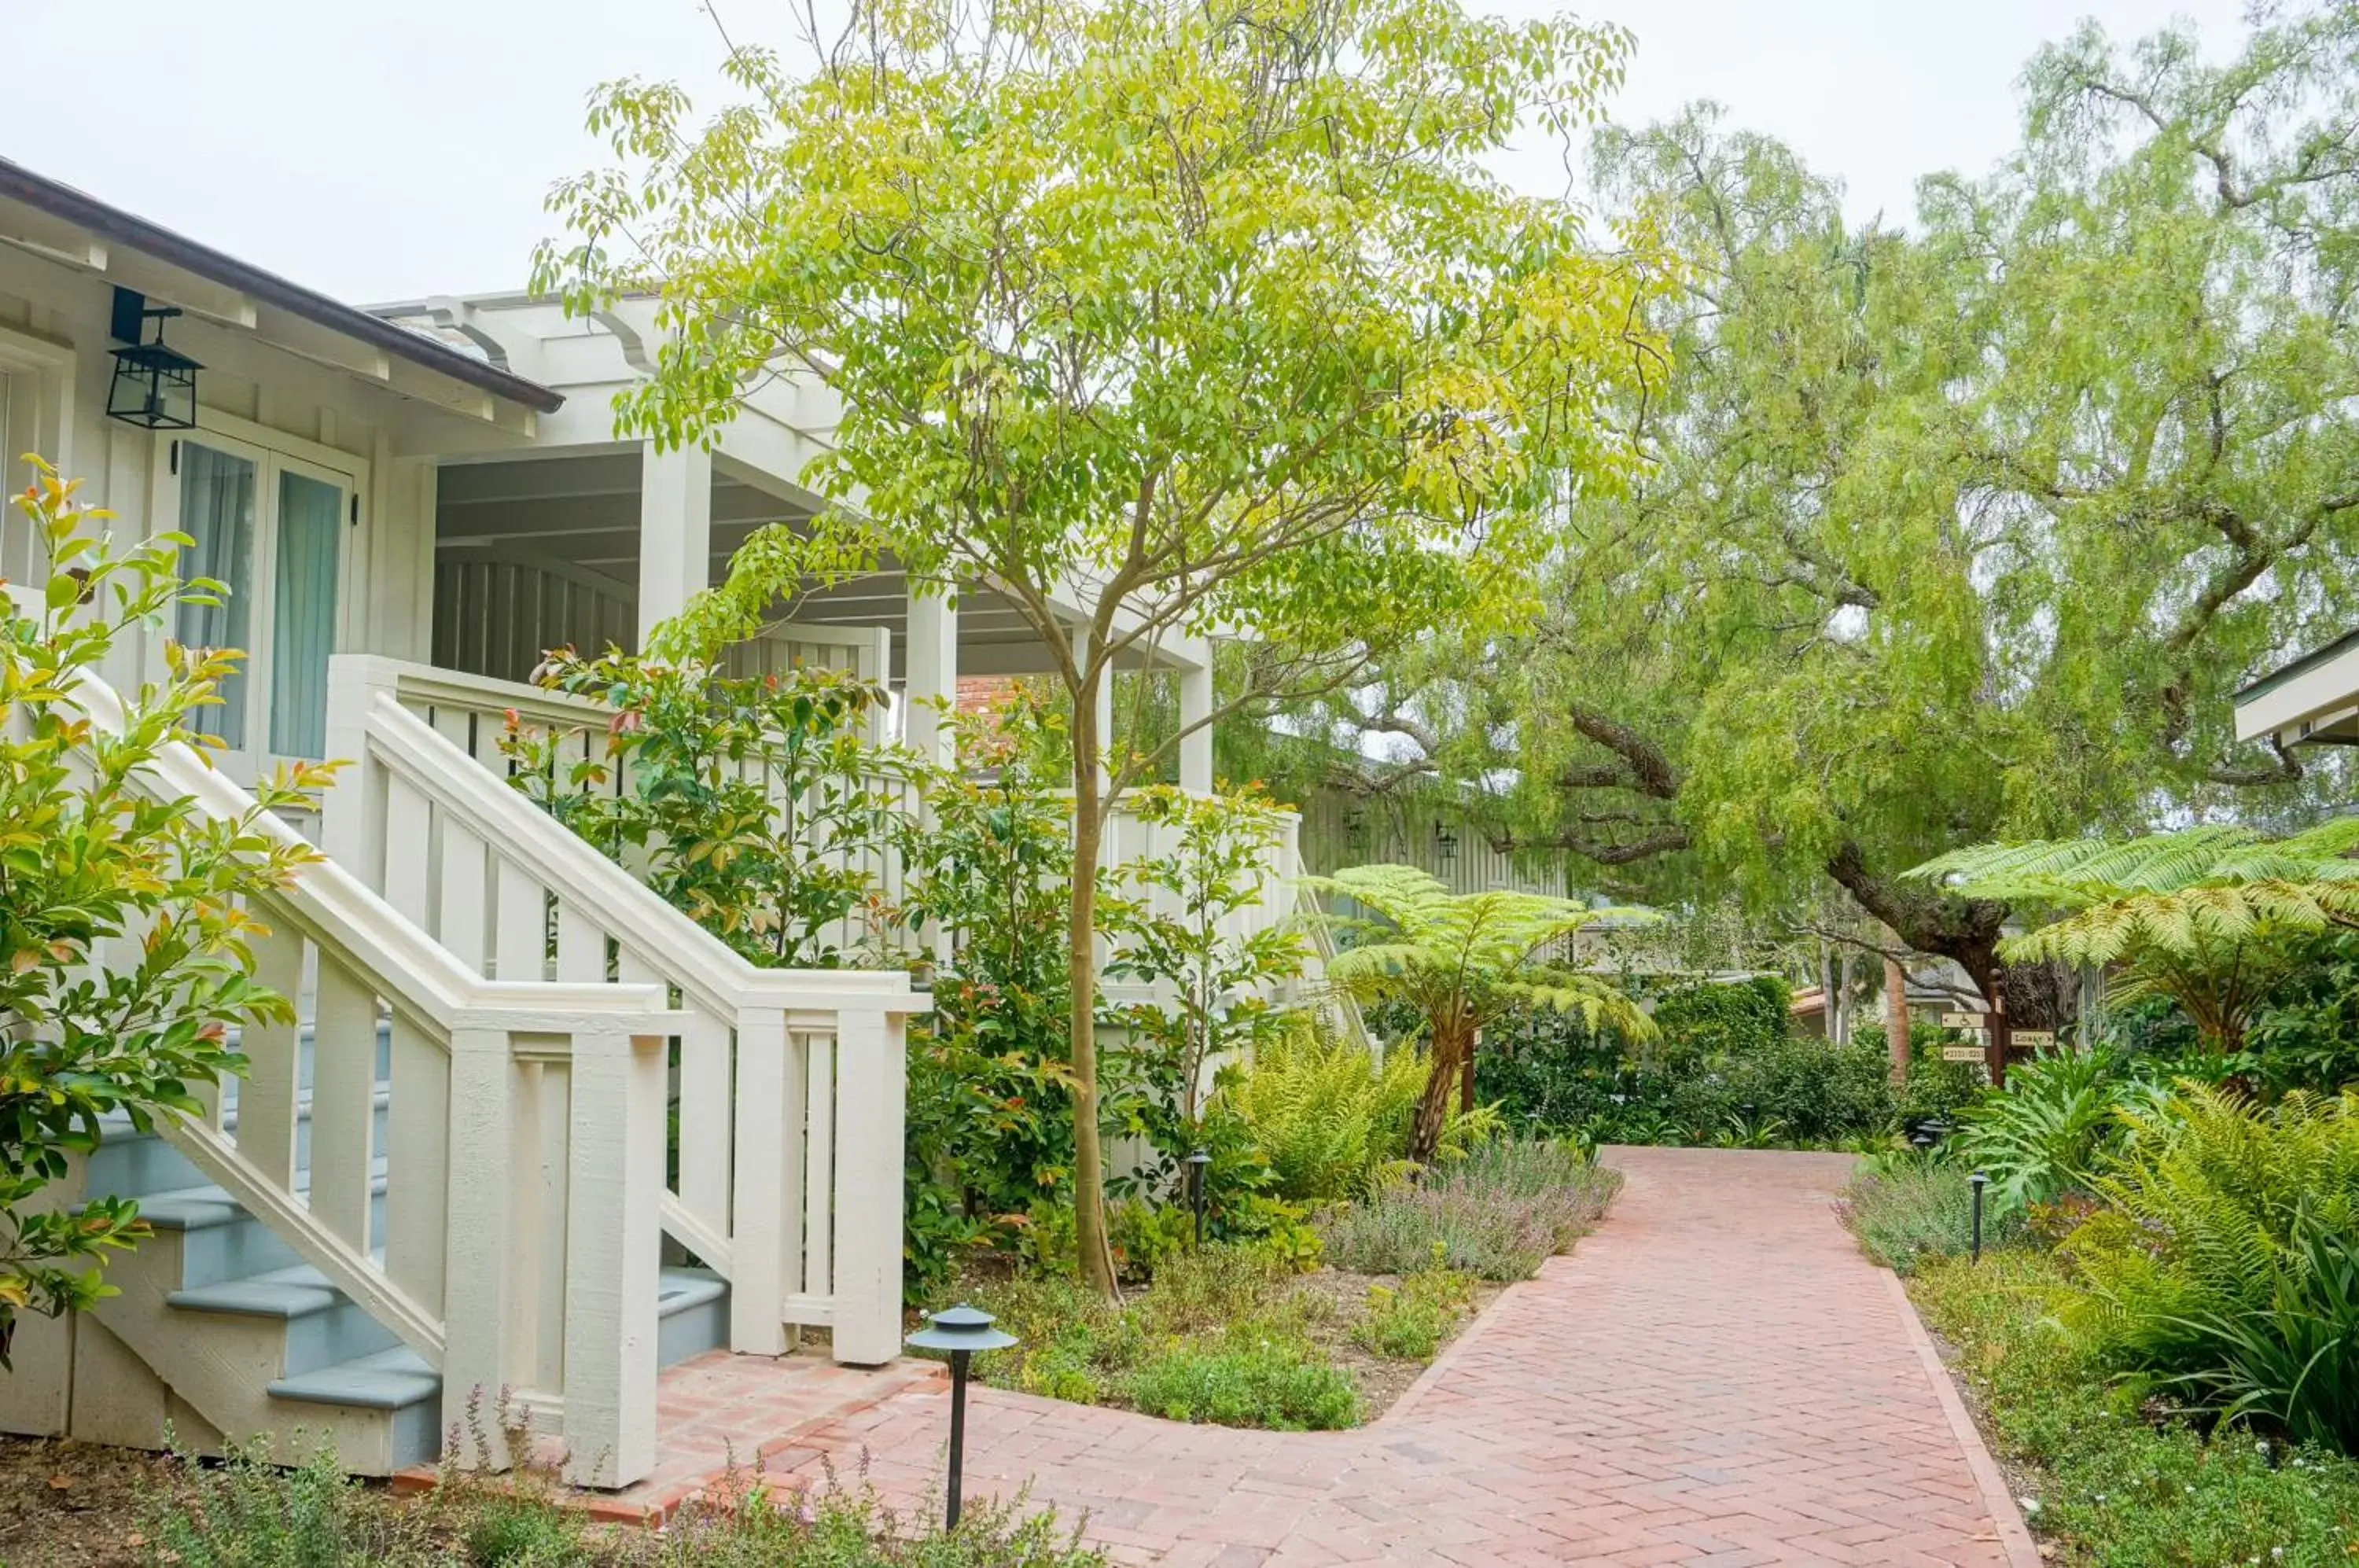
xmin=1180 ymin=663 xmax=1215 ymax=794
xmin=635 ymin=442 xmax=712 ymax=648
xmin=903 ymin=580 xmax=958 ymax=768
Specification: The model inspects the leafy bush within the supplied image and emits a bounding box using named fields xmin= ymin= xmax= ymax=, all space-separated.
xmin=1320 ymin=1139 xmax=1619 ymax=1279
xmin=1650 ymin=975 xmax=1790 ymax=1056
xmin=1220 ymin=1011 xmax=1429 ymax=1200
xmin=1354 ymin=1267 xmax=1477 ymax=1360
xmin=1128 ymin=1338 xmax=1360 ymax=1430
xmin=1954 ymin=1048 xmax=2144 ymax=1212
xmin=3 ymin=468 xmax=330 ymax=1360
xmin=2061 ymin=1088 xmax=2359 ymax=1453
xmin=142 ymin=1441 xmax=444 ymax=1566
xmin=1837 ymin=1156 xmax=2026 ymax=1275
xmin=1912 ymin=1248 xmax=2359 ymax=1566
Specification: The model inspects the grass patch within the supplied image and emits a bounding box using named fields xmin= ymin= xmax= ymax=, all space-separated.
xmin=1320 ymin=1139 xmax=1619 ymax=1280
xmin=1835 ymin=1157 xmax=2027 ymax=1275
xmin=1352 ymin=1268 xmax=1477 ymax=1361
xmin=1909 ymin=1248 xmax=2359 ymax=1566
xmin=1127 ymin=1340 xmax=1360 ymax=1429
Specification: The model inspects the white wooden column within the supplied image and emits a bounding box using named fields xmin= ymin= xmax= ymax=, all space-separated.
xmin=635 ymin=442 xmax=712 ymax=647
xmin=829 ymin=1007 xmax=907 ymax=1366
xmin=1180 ymin=662 xmax=1215 ymax=795
xmin=903 ymin=581 xmax=958 ymax=768
xmin=561 ymin=1028 xmax=665 ymax=1490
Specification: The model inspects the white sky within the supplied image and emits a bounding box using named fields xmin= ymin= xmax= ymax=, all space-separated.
xmin=2 ymin=0 xmax=2250 ymax=306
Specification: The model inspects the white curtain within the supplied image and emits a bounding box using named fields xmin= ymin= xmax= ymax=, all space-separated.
xmin=175 ymin=443 xmax=257 ymax=750
xmin=269 ymin=470 xmax=342 ymax=758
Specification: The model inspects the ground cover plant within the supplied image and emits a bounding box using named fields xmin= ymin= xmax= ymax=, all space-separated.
xmin=1320 ymin=1139 xmax=1621 ymax=1281
xmin=1911 ymin=1249 xmax=2359 ymax=1566
xmin=1835 ymin=1154 xmax=2028 ymax=1275
xmin=109 ymin=1435 xmax=1107 ymax=1568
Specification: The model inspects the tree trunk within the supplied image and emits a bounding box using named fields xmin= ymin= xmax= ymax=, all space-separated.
xmin=1458 ymin=1026 xmax=1479 ymax=1116
xmin=1882 ymin=952 xmax=1910 ymax=1088
xmin=1824 ymin=840 xmax=2011 ymax=1085
xmin=1408 ymin=1024 xmax=1466 ymax=1165
xmin=1068 ymin=676 xmax=1119 ymax=1297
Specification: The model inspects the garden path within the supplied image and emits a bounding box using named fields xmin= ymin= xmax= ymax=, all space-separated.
xmin=668 ymin=1148 xmax=2040 ymax=1565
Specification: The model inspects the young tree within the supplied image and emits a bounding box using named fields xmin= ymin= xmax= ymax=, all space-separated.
xmin=536 ymin=0 xmax=1668 ymax=1290
xmin=1 ymin=467 xmax=328 ymax=1360
xmin=1306 ymin=6 xmax=2359 ymax=1025
xmin=1304 ymin=864 xmax=1654 ymax=1161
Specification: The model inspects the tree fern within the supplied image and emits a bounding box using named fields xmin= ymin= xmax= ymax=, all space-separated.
xmin=1299 ymin=865 xmax=1655 ymax=1161
xmin=1909 ymin=826 xmax=2359 ymax=1050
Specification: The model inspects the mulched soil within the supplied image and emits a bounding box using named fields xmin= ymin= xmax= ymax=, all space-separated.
xmin=1283 ymin=1266 xmax=1505 ymax=1420
xmin=0 ymin=1435 xmax=169 ymax=1568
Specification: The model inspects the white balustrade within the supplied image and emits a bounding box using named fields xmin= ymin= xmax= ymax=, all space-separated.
xmin=50 ymin=656 xmax=676 ymax=1488
xmin=324 ymin=655 xmax=926 ymax=1368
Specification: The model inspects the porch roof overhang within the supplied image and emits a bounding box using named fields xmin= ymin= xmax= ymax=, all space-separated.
xmin=0 ymin=157 xmax=565 ymax=421
xmin=2232 ymin=629 xmax=2359 ymax=749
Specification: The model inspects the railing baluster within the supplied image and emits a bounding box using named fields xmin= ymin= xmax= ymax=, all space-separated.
xmin=383 ymin=771 xmax=432 ymax=928
xmin=554 ymin=900 xmax=601 ymax=985
xmin=237 ymin=922 xmax=307 ymax=1187
xmin=308 ymin=953 xmax=380 ymax=1252
xmin=438 ymin=819 xmax=490 ymax=977
xmin=802 ymin=1028 xmax=835 ymax=1302
xmin=384 ymin=1014 xmax=451 ymax=1320
xmin=494 ymin=860 xmax=546 ymax=984
xmin=441 ymin=1026 xmax=518 ymax=1466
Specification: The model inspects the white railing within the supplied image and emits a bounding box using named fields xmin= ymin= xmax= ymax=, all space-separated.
xmin=323 ymin=656 xmax=925 ymax=1371
xmin=1283 ymin=844 xmax=1378 ymax=1058
xmin=42 ymin=650 xmax=675 ymax=1489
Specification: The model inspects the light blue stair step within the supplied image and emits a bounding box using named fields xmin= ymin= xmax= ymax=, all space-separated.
xmin=167 ymin=1257 xmax=401 ymax=1375
xmin=89 ymin=1085 xmax=392 ymax=1199
xmin=136 ymin=1161 xmax=391 ymax=1290
xmin=270 ymin=1345 xmax=440 ymax=1412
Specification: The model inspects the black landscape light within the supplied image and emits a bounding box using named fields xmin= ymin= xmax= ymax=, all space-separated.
xmin=1186 ymin=1147 xmax=1213 ymax=1246
xmin=1969 ymin=1169 xmax=1989 ymax=1263
xmin=906 ymin=1303 xmax=1018 ymax=1529
xmin=105 ymin=288 xmax=201 ymax=430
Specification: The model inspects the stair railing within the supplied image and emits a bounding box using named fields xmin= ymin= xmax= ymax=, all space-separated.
xmin=323 ymin=656 xmax=924 ymax=1371
xmin=44 ymin=648 xmax=675 ymax=1488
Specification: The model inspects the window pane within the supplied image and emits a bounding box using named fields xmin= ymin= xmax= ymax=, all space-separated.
xmin=175 ymin=443 xmax=257 ymax=750
xmin=269 ymin=470 xmax=343 ymax=758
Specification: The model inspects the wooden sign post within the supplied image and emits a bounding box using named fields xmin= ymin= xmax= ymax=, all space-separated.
xmin=1986 ymin=978 xmax=2011 ymax=1088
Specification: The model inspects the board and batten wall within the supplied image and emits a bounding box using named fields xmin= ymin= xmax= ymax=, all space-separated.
xmin=0 ymin=244 xmax=444 ymax=705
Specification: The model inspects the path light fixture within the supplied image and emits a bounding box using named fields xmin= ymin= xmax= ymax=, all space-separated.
xmin=1968 ymin=1169 xmax=1989 ymax=1263
xmin=1186 ymin=1147 xmax=1213 ymax=1246
xmin=906 ymin=1303 xmax=1018 ymax=1529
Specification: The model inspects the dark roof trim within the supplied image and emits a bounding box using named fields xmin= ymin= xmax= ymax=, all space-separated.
xmin=2233 ymin=627 xmax=2359 ymax=705
xmin=0 ymin=157 xmax=565 ymax=415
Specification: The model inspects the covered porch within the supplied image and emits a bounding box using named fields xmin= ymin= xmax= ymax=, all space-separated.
xmin=375 ymin=293 xmax=1219 ymax=792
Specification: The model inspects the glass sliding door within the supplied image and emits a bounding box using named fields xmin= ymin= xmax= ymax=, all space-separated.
xmin=269 ymin=469 xmax=344 ymax=758
xmin=175 ymin=442 xmax=259 ymax=750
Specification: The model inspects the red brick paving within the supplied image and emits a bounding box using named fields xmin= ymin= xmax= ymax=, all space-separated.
xmin=646 ymin=1147 xmax=2039 ymax=1563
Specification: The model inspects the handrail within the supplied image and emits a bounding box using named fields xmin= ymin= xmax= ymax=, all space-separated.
xmin=1289 ymin=846 xmax=1377 ymax=1058
xmin=356 ymin=686 xmax=925 ymax=1023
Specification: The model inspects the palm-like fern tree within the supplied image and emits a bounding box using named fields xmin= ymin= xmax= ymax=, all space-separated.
xmin=1300 ymin=864 xmax=1655 ymax=1162
xmin=1910 ymin=821 xmax=2359 ymax=1052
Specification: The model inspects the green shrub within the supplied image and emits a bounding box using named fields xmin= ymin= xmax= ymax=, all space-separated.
xmin=1127 ymin=1338 xmax=1360 ymax=1430
xmin=1651 ymin=976 xmax=1790 ymax=1056
xmin=1912 ymin=1248 xmax=2359 ymax=1565
xmin=2062 ymin=1088 xmax=2359 ymax=1453
xmin=1354 ymin=1267 xmax=1477 ymax=1360
xmin=1221 ymin=1011 xmax=1428 ymax=1200
xmin=141 ymin=1441 xmax=446 ymax=1566
xmin=1837 ymin=1156 xmax=2026 ymax=1275
xmin=1321 ymin=1139 xmax=1619 ymax=1280
xmin=1954 ymin=1048 xmax=2143 ymax=1212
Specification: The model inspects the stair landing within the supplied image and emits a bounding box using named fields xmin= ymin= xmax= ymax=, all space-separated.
xmin=394 ymin=1349 xmax=942 ymax=1523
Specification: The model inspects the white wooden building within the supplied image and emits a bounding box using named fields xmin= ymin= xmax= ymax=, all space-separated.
xmin=0 ymin=157 xmax=1265 ymax=1488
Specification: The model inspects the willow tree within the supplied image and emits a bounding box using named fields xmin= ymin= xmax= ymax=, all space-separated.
xmin=1308 ymin=7 xmax=2359 ymax=1018
xmin=536 ymin=0 xmax=1668 ymax=1292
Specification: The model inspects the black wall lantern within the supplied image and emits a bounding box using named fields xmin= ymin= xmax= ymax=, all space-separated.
xmin=1434 ymin=822 xmax=1459 ymax=864
xmin=106 ymin=288 xmax=201 ymax=430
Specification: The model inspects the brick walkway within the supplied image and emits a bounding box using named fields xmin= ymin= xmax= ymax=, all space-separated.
xmin=701 ymin=1148 xmax=2034 ymax=1565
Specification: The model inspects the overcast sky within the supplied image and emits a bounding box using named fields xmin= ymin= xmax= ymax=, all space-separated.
xmin=4 ymin=0 xmax=2252 ymax=306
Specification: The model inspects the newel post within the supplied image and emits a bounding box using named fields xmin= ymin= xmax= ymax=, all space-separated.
xmin=322 ymin=655 xmax=403 ymax=885
xmin=830 ymin=1005 xmax=908 ymax=1366
xmin=561 ymin=1027 xmax=666 ymax=1489
xmin=440 ymin=1027 xmax=517 ymax=1467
